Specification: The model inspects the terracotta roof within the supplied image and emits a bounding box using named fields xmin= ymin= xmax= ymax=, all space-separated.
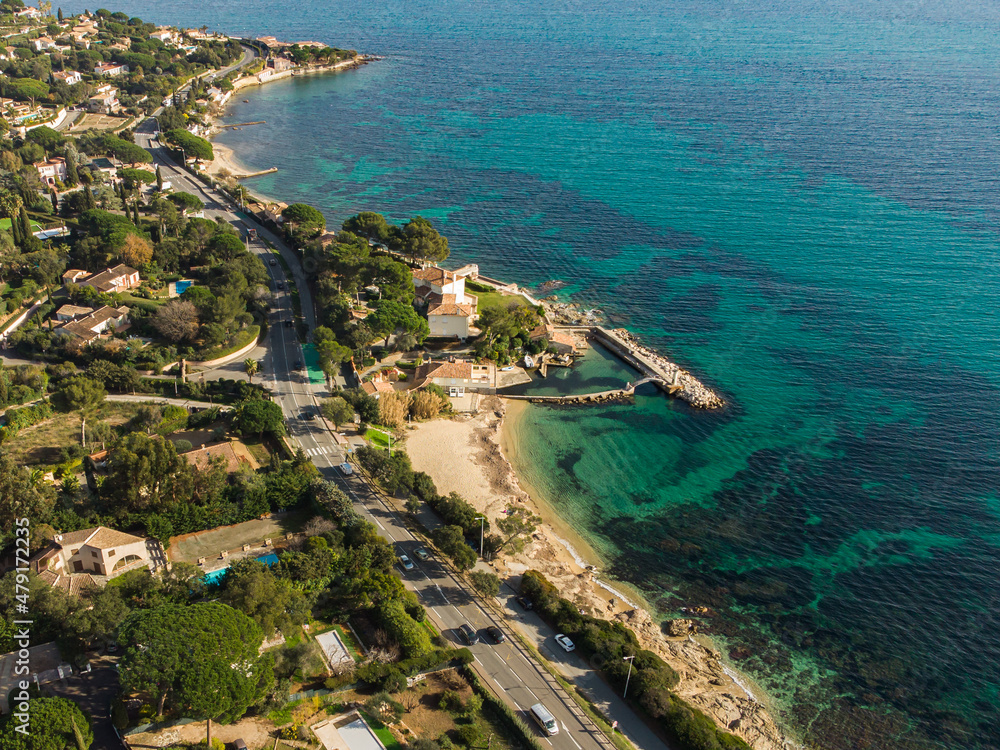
xmin=75 ymin=264 xmax=138 ymax=293
xmin=55 ymin=305 xmax=128 ymax=339
xmin=412 ymin=267 xmax=457 ymax=286
xmin=40 ymin=571 xmax=100 ymax=595
xmin=86 ymin=527 xmax=146 ymax=549
xmin=55 ymin=304 xmax=93 ymax=318
xmin=361 ymin=379 xmax=395 ymax=395
xmin=415 ymin=360 xmax=472 ymax=381
xmin=428 ymin=295 xmax=476 ymax=317
xmin=55 ymin=526 xmax=145 ymax=551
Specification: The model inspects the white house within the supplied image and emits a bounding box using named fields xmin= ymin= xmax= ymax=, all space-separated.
xmin=413 ymin=265 xmax=479 ymax=339
xmin=14 ymin=6 xmax=42 ymax=19
xmin=34 ymin=156 xmax=66 ymax=186
xmin=33 ymin=36 xmax=56 ymax=51
xmin=87 ymin=84 xmax=119 ymax=113
xmin=94 ymin=61 xmax=128 ymax=77
xmin=52 ymin=305 xmax=130 ymax=343
xmin=51 ymin=69 xmax=82 ymax=85
xmin=149 ymin=28 xmax=175 ymax=43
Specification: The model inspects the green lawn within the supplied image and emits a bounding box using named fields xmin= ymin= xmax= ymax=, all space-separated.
xmin=471 ymin=287 xmax=533 ymax=314
xmin=194 ymin=325 xmax=260 ymax=361
xmin=360 ymin=712 xmax=403 ymax=750
xmin=364 ymin=426 xmax=395 ymax=449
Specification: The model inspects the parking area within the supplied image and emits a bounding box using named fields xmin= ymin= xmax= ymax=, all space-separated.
xmin=66 ymin=112 xmax=131 ymax=132
xmin=46 ymin=654 xmax=123 ymax=750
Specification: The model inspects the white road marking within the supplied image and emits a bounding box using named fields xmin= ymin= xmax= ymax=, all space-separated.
xmin=526 ymin=687 xmax=539 ymax=701
xmin=561 ymin=724 xmax=582 ymax=749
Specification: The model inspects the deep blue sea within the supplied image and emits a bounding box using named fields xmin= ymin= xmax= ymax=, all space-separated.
xmin=68 ymin=1 xmax=1000 ymax=746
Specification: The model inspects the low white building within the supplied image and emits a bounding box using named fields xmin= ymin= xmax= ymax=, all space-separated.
xmin=51 ymin=69 xmax=82 ymax=85
xmin=34 ymin=156 xmax=67 ymax=187
xmin=33 ymin=36 xmax=56 ymax=51
xmin=94 ymin=61 xmax=128 ymax=77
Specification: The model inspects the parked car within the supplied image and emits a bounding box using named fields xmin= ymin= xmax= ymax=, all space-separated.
xmin=459 ymin=624 xmax=479 ymax=646
xmin=414 ymin=547 xmax=430 ymax=561
xmin=269 ymin=258 xmax=277 ymax=266
xmin=487 ymin=626 xmax=506 ymax=644
xmin=276 ymin=281 xmax=284 ymax=290
xmin=398 ymin=554 xmax=414 ymax=571
xmin=232 ymin=740 xmax=248 ymax=750
xmin=516 ymin=596 xmax=533 ymax=610
xmin=555 ymin=634 xmax=575 ymax=652
xmin=294 ymin=360 xmax=303 ymax=370
xmin=338 ymin=462 xmax=354 ymax=476
xmin=284 ymin=320 xmax=294 ymax=328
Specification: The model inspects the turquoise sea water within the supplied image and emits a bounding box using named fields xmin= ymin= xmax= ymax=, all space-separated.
xmin=67 ymin=0 xmax=1000 ymax=746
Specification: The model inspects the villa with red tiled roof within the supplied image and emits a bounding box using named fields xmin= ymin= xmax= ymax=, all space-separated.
xmin=30 ymin=526 xmax=156 ymax=590
xmin=411 ymin=358 xmax=496 ymax=396
xmin=413 ymin=264 xmax=480 ymax=339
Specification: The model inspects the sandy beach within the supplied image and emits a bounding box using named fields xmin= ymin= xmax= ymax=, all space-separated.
xmin=405 ymin=397 xmax=793 ymax=750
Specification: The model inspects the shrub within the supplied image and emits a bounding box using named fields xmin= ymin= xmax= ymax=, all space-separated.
xmin=454 ymin=725 xmax=480 ymax=748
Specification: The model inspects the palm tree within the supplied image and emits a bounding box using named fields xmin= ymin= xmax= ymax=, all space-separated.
xmin=244 ymin=358 xmax=259 ymax=383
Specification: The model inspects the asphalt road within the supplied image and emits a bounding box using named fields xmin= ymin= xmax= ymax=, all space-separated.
xmin=129 ymin=91 xmax=665 ymax=750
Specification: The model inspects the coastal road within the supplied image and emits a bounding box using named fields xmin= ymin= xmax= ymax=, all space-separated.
xmin=131 ymin=121 xmax=664 ymax=750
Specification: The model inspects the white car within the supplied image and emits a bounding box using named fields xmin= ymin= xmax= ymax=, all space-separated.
xmin=338 ymin=462 xmax=353 ymax=476
xmin=555 ymin=634 xmax=575 ymax=652
xmin=398 ymin=554 xmax=414 ymax=571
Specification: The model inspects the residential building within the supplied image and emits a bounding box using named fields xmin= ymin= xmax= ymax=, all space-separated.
xmin=53 ymin=303 xmax=93 ymax=322
xmin=361 ymin=370 xmax=398 ymax=399
xmin=413 ymin=265 xmax=479 ymax=339
xmin=269 ymin=56 xmax=294 ymax=72
xmin=14 ymin=6 xmax=42 ymax=19
xmin=31 ymin=526 xmax=154 ymax=582
xmin=411 ymin=359 xmax=496 ymax=396
xmin=63 ymin=263 xmax=140 ymax=293
xmin=149 ymin=27 xmax=175 ymax=43
xmin=52 ymin=305 xmax=129 ymax=343
xmin=51 ymin=69 xmax=82 ymax=85
xmin=94 ymin=61 xmax=128 ymax=77
xmin=32 ymin=36 xmax=55 ymax=51
xmin=89 ymin=156 xmax=118 ymax=179
xmin=87 ymin=83 xmax=119 ymax=113
xmin=34 ymin=156 xmax=66 ymax=187
xmin=529 ymin=323 xmax=579 ymax=356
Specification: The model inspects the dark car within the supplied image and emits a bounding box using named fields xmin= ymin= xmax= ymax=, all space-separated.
xmin=487 ymin=626 xmax=506 ymax=644
xmin=269 ymin=258 xmax=277 ymax=266
xmin=459 ymin=624 xmax=479 ymax=646
xmin=232 ymin=741 xmax=248 ymax=750
xmin=301 ymin=410 xmax=315 ymax=421
xmin=516 ymin=596 xmax=533 ymax=611
xmin=294 ymin=360 xmax=303 ymax=370
xmin=284 ymin=320 xmax=294 ymax=328
xmin=276 ymin=281 xmax=284 ymax=290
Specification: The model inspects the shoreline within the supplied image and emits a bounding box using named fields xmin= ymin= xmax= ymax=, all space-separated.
xmin=405 ymin=398 xmax=795 ymax=750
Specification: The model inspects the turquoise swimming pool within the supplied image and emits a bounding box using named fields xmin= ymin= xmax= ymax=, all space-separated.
xmin=201 ymin=553 xmax=279 ymax=585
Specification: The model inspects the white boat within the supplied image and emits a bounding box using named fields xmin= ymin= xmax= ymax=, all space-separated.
xmin=524 ymin=355 xmax=535 ymax=368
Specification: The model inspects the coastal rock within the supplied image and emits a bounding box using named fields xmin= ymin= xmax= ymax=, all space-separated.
xmin=664 ymin=618 xmax=697 ymax=637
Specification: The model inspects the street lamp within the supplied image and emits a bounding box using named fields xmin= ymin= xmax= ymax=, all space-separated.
xmin=623 ymin=655 xmax=636 ymax=699
xmin=475 ymin=516 xmax=486 ymax=559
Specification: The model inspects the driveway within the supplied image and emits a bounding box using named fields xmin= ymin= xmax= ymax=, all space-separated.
xmin=47 ymin=655 xmax=124 ymax=750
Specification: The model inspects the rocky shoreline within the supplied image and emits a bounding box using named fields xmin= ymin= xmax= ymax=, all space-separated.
xmin=405 ymin=399 xmax=796 ymax=750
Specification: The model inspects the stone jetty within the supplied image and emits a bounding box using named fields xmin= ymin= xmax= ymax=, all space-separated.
xmin=590 ymin=327 xmax=725 ymax=409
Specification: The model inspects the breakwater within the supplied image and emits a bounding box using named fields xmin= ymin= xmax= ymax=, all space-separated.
xmin=589 ymin=327 xmax=725 ymax=409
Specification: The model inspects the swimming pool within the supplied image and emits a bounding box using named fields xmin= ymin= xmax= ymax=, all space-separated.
xmin=201 ymin=553 xmax=279 ymax=585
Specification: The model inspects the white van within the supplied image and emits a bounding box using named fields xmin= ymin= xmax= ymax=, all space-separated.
xmin=530 ymin=703 xmax=559 ymax=736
